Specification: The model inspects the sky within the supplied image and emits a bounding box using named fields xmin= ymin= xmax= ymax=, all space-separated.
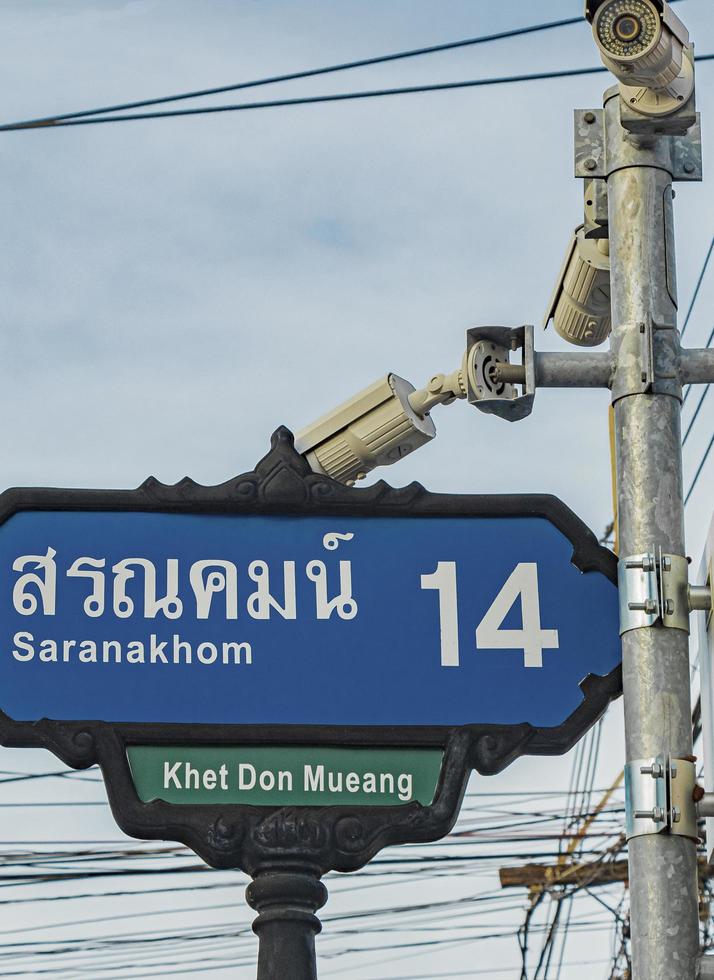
xmin=0 ymin=0 xmax=713 ymax=977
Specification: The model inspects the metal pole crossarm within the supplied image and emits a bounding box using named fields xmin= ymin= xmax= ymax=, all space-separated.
xmin=681 ymin=348 xmax=714 ymax=386
xmin=494 ymin=345 xmax=714 ymax=393
xmin=500 ymin=855 xmax=714 ymax=890
xmin=493 ymin=351 xmax=613 ymax=388
xmin=699 ymin=958 xmax=714 ymax=979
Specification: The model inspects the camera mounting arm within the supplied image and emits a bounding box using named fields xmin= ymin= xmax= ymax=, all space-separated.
xmin=294 ymin=303 xmax=714 ymax=485
xmin=294 ymin=325 xmax=618 ymax=486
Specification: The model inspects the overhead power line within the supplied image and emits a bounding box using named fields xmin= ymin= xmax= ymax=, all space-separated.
xmin=0 ymin=15 xmax=585 ymax=130
xmin=682 ymin=327 xmax=713 ymax=445
xmin=681 ymin=234 xmax=714 ymax=341
xmin=0 ymin=65 xmax=610 ymax=131
xmin=1 ymin=0 xmax=688 ymax=134
xmin=685 ymin=430 xmax=714 ymax=505
xmin=4 ymin=55 xmax=713 ymax=132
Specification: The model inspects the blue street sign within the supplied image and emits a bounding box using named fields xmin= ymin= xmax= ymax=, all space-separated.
xmin=0 ymin=509 xmax=619 ymax=729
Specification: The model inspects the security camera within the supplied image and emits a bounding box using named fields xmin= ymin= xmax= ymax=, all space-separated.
xmin=544 ymin=227 xmax=611 ymax=347
xmin=296 ymin=368 xmax=466 ymax=485
xmin=295 ymin=375 xmax=436 ymax=485
xmin=585 ymin=0 xmax=693 ymax=112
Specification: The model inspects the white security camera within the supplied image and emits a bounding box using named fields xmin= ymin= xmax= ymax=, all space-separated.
xmin=295 ymin=375 xmax=437 ymax=486
xmin=544 ymin=227 xmax=611 ymax=347
xmin=295 ymin=369 xmax=466 ymax=485
xmin=586 ymin=0 xmax=693 ymax=113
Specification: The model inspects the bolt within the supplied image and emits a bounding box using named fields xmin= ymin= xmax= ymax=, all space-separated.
xmin=665 ymin=599 xmax=675 ymax=616
xmin=662 ymin=556 xmax=672 ymax=571
xmin=635 ymin=806 xmax=665 ymax=822
xmin=629 ymin=599 xmax=658 ymax=614
xmin=584 ymin=157 xmax=597 ymax=172
xmin=583 ymin=111 xmax=596 ymax=124
xmin=684 ymin=161 xmax=696 ymax=174
xmin=625 ymin=556 xmax=654 ymax=571
xmin=641 ymin=762 xmax=664 ymax=777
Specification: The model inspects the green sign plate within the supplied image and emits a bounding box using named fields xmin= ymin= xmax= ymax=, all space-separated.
xmin=127 ymin=745 xmax=443 ymax=807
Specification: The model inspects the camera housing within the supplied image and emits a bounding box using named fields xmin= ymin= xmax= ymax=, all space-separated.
xmin=295 ymin=374 xmax=436 ymax=485
xmin=585 ymin=0 xmax=693 ymax=115
xmin=544 ymin=227 xmax=611 ymax=347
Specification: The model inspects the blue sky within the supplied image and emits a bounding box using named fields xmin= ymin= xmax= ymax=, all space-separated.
xmin=0 ymin=1 xmax=713 ymax=977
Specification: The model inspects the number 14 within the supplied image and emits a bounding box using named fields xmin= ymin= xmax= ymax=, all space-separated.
xmin=420 ymin=562 xmax=559 ymax=669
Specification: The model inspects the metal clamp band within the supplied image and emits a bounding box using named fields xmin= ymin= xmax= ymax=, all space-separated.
xmin=618 ymin=550 xmax=705 ymax=636
xmin=625 ymin=756 xmax=698 ymax=842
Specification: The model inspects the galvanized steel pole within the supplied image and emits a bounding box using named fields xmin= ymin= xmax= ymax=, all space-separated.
xmin=606 ymin=87 xmax=700 ymax=978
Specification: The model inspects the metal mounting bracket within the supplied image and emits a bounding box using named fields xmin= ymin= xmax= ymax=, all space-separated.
xmin=574 ymin=107 xmax=703 ymax=183
xmin=583 ymin=178 xmax=608 ymax=239
xmin=660 ymin=553 xmax=691 ymax=632
xmin=574 ymin=109 xmax=606 ymax=179
xmin=610 ymin=318 xmax=681 ymax=402
xmin=671 ymin=117 xmax=704 ymax=181
xmin=625 ymin=756 xmax=698 ymax=841
xmin=619 ymin=550 xmax=700 ymax=635
xmin=465 ymin=325 xmax=535 ymax=422
xmin=618 ymin=553 xmax=659 ymax=634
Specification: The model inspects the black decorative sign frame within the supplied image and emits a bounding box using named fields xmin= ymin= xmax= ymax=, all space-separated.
xmin=0 ymin=428 xmax=620 ymax=876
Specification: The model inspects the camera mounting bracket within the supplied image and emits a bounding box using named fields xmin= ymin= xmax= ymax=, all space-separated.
xmin=465 ymin=325 xmax=535 ymax=422
xmin=574 ymin=103 xmax=702 ymax=182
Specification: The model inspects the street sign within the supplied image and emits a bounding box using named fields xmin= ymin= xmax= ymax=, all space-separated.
xmin=128 ymin=745 xmax=443 ymax=807
xmin=1 ymin=505 xmax=618 ymax=731
xmin=0 ymin=428 xmax=621 ymax=875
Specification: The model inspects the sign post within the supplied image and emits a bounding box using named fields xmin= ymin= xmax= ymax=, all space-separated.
xmin=0 ymin=429 xmax=621 ymax=976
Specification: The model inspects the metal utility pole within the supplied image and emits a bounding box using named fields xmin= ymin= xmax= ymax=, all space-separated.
xmin=608 ymin=103 xmax=699 ymax=978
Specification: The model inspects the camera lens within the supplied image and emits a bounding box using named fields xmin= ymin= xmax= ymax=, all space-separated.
xmin=613 ymin=15 xmax=642 ymax=42
xmin=594 ymin=0 xmax=659 ymax=59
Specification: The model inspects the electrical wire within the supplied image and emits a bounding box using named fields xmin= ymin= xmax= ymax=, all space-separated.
xmin=3 ymin=54 xmax=713 ymax=132
xmin=0 ymin=782 xmax=626 ymax=977
xmin=685 ymin=429 xmax=714 ymax=505
xmin=681 ymin=235 xmax=714 ymax=341
xmin=0 ymin=15 xmax=586 ymax=130
xmin=0 ymin=65 xmax=612 ymax=131
xmin=683 ymin=383 xmax=711 ymax=446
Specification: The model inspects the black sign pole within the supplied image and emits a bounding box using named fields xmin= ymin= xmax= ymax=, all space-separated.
xmin=247 ymin=868 xmax=327 ymax=980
